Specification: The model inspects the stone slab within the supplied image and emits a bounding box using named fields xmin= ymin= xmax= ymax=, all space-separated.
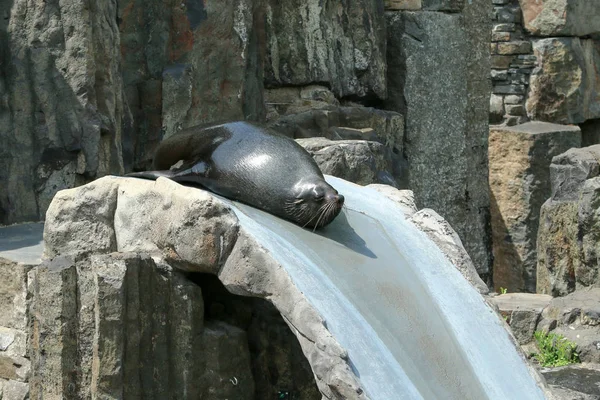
xmin=519 ymin=0 xmax=600 ymax=37
xmin=489 ymin=122 xmax=581 ymax=293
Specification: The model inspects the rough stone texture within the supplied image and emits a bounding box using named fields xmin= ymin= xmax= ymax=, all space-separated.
xmin=297 ymin=138 xmax=398 ymax=187
xmin=527 ymin=38 xmax=600 ymax=125
xmin=264 ymin=0 xmax=386 ymax=100
xmin=409 ymin=209 xmax=490 ymax=295
xmin=28 ymin=253 xmax=205 ymax=399
xmin=386 ymin=7 xmax=492 ymax=280
xmin=489 ymin=122 xmax=581 ymax=293
xmin=537 ymin=145 xmax=600 ymax=295
xmin=0 ymin=260 xmax=30 ymax=331
xmin=265 ymin=87 xmax=404 ymax=162
xmin=538 ymin=288 xmax=600 ymax=363
xmin=490 ymin=293 xmax=552 ymax=344
xmin=518 ymin=0 xmax=600 ymax=37
xmin=543 ymin=364 xmax=600 ymax=400
xmin=0 ymin=0 xmax=127 ymax=225
xmin=44 ymin=176 xmax=239 ymax=273
xmin=0 ymin=380 xmax=29 ymax=400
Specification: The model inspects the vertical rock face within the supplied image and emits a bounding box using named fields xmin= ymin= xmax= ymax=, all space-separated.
xmin=28 ymin=253 xmax=209 ymax=400
xmin=118 ymin=0 xmax=265 ymax=169
xmin=527 ymin=38 xmax=600 ymax=125
xmin=537 ymin=145 xmax=600 ymax=296
xmin=264 ymin=0 xmax=387 ymax=99
xmin=489 ymin=122 xmax=581 ymax=293
xmin=386 ymin=5 xmax=493 ymax=279
xmin=0 ymin=0 xmax=127 ymax=225
xmin=518 ymin=0 xmax=600 ymax=37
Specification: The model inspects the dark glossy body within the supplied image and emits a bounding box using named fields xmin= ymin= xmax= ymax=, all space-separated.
xmin=128 ymin=121 xmax=344 ymax=229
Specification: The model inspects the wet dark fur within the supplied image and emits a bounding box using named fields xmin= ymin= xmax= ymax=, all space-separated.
xmin=128 ymin=121 xmax=344 ymax=229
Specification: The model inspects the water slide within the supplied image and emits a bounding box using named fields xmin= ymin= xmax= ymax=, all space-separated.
xmin=225 ymin=176 xmax=548 ymax=400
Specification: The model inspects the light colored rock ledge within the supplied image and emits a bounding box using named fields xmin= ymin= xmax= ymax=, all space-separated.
xmin=41 ymin=175 xmax=488 ymax=399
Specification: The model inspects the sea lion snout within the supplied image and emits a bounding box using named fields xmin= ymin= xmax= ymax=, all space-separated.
xmin=326 ymin=192 xmax=344 ymax=206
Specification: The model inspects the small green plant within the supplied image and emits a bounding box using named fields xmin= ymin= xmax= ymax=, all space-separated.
xmin=499 ymin=287 xmax=508 ymax=295
xmin=533 ymin=331 xmax=580 ymax=367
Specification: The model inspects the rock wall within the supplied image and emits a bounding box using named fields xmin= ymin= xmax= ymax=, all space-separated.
xmin=385 ymin=0 xmax=492 ymax=279
xmin=489 ymin=0 xmax=600 ymax=131
xmin=0 ymin=0 xmax=127 ymax=225
xmin=2 ymin=0 xmax=494 ymax=283
xmin=537 ymin=145 xmax=600 ymax=296
xmin=0 ymin=258 xmax=31 ymax=400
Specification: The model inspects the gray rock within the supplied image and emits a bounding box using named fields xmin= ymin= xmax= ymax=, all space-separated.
xmin=527 ymin=38 xmax=600 ymax=125
xmin=28 ymin=253 xmax=206 ymax=399
xmin=0 ymin=328 xmax=27 ymax=358
xmin=490 ymin=293 xmax=552 ymax=344
xmin=118 ymin=0 xmax=265 ymax=170
xmin=297 ymin=138 xmax=398 ymax=187
xmin=0 ymin=0 xmax=127 ymax=224
xmin=489 ymin=122 xmax=581 ymax=293
xmin=537 ymin=146 xmax=600 ymax=295
xmin=44 ymin=176 xmax=239 ymax=273
xmin=0 ymin=380 xmax=29 ymax=400
xmin=543 ymin=364 xmax=600 ymax=400
xmin=264 ymin=0 xmax=386 ymax=99
xmin=386 ymin=8 xmax=492 ymax=280
xmin=267 ymin=101 xmax=405 ymax=163
xmin=518 ymin=0 xmax=600 ymax=37
xmin=0 ymin=259 xmax=31 ymax=331
xmin=538 ymin=288 xmax=600 ymax=363
xmin=28 ymin=256 xmax=78 ymax=399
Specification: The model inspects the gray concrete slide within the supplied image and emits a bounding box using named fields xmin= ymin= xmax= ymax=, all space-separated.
xmin=226 ymin=176 xmax=547 ymax=400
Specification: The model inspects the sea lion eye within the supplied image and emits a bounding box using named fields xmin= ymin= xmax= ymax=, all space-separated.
xmin=314 ymin=195 xmax=324 ymax=201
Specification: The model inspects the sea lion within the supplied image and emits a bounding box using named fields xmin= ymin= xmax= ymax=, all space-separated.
xmin=128 ymin=121 xmax=344 ymax=229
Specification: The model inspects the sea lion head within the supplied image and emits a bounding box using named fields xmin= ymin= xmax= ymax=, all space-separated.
xmin=284 ymin=179 xmax=345 ymax=230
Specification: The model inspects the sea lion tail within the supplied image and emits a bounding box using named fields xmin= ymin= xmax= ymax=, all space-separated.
xmin=126 ymin=170 xmax=175 ymax=180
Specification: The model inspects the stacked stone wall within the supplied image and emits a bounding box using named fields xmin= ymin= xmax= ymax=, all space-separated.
xmin=490 ymin=0 xmax=535 ymax=125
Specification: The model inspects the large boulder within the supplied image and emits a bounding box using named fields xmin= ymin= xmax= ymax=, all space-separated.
xmin=297 ymin=137 xmax=398 ymax=187
xmin=537 ymin=145 xmax=600 ymax=295
xmin=518 ymin=0 xmax=600 ymax=37
xmin=386 ymin=7 xmax=492 ymax=279
xmin=527 ymin=38 xmax=600 ymax=125
xmin=537 ymin=288 xmax=600 ymax=364
xmin=489 ymin=122 xmax=581 ymax=293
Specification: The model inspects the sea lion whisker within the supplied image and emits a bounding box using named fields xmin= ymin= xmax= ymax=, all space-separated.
xmin=302 ymin=202 xmax=329 ymax=228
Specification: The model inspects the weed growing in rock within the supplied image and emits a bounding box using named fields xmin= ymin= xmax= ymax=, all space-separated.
xmin=533 ymin=331 xmax=580 ymax=367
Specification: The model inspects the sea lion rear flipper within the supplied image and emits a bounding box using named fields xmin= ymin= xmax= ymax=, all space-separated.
xmin=126 ymin=170 xmax=175 ymax=180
